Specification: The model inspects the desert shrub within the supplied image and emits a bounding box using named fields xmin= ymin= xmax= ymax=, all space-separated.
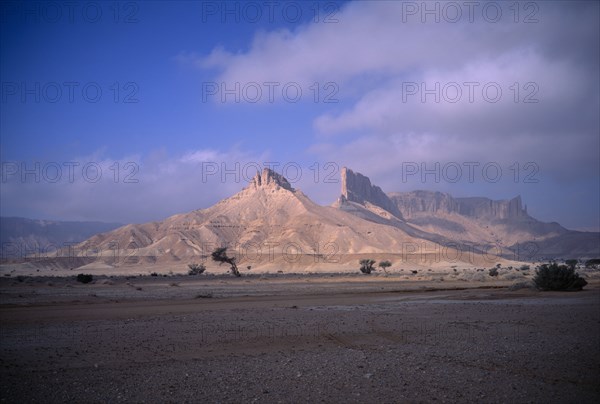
xmin=378 ymin=260 xmax=392 ymax=273
xmin=359 ymin=259 xmax=376 ymax=274
xmin=76 ymin=274 xmax=93 ymax=284
xmin=411 ymin=270 xmax=418 ymax=274
xmin=211 ymin=247 xmax=240 ymax=277
xmin=532 ymin=262 xmax=588 ymax=291
xmin=488 ymin=267 xmax=499 ymax=277
xmin=188 ymin=263 xmax=206 ymax=275
xmin=584 ymin=258 xmax=600 ymax=269
xmin=150 ymin=272 xmax=159 ymax=277
xmin=518 ymin=264 xmax=530 ymax=271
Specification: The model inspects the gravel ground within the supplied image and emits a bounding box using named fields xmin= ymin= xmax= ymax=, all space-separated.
xmin=1 ymin=277 xmax=599 ymax=403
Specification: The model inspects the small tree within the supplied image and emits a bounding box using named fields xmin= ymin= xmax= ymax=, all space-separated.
xmin=378 ymin=260 xmax=392 ymax=273
xmin=188 ymin=263 xmax=206 ymax=275
xmin=488 ymin=267 xmax=499 ymax=277
xmin=533 ymin=262 xmax=587 ymax=291
xmin=211 ymin=247 xmax=240 ymax=277
xmin=359 ymin=259 xmax=376 ymax=274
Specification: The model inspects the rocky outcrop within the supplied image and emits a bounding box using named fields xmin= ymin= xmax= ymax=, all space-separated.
xmin=340 ymin=167 xmax=403 ymax=219
xmin=388 ymin=191 xmax=459 ymax=218
xmin=456 ymin=196 xmax=527 ymax=220
xmin=389 ymin=191 xmax=528 ymax=220
xmin=250 ymin=168 xmax=293 ymax=191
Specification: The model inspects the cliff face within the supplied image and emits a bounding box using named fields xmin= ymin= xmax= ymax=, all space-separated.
xmin=388 ymin=191 xmax=459 ymax=218
xmin=456 ymin=196 xmax=527 ymax=220
xmin=389 ymin=191 xmax=528 ymax=220
xmin=340 ymin=167 xmax=403 ymax=219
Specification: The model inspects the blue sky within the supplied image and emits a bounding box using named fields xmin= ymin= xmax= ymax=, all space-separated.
xmin=1 ymin=1 xmax=599 ymax=231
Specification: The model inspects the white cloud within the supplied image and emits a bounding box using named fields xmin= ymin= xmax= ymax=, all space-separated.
xmin=193 ymin=2 xmax=598 ymax=176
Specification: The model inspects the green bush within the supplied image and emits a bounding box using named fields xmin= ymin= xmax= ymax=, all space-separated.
xmin=359 ymin=259 xmax=375 ymax=274
xmin=76 ymin=274 xmax=93 ymax=284
xmin=188 ymin=263 xmax=206 ymax=275
xmin=532 ymin=262 xmax=587 ymax=291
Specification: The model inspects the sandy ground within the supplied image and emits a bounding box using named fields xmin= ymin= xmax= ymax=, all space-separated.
xmin=1 ymin=275 xmax=599 ymax=403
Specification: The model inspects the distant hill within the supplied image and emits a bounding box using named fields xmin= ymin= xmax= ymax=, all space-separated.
xmin=0 ymin=217 xmax=123 ymax=259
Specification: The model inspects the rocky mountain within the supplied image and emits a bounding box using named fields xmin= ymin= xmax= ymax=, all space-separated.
xmin=25 ymin=168 xmax=503 ymax=274
xmin=337 ymin=172 xmax=598 ymax=260
xmin=389 ymin=191 xmax=528 ymax=220
xmin=0 ymin=217 xmax=122 ymax=259
xmin=3 ymin=167 xmax=596 ymax=275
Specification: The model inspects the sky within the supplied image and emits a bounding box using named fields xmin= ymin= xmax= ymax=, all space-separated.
xmin=0 ymin=0 xmax=599 ymax=231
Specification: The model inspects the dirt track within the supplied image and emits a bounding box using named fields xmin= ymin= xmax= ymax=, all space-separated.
xmin=1 ymin=277 xmax=599 ymax=403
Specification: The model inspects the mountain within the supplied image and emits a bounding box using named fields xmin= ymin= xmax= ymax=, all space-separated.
xmin=0 ymin=217 xmax=122 ymax=259
xmin=389 ymin=191 xmax=528 ymax=220
xmin=336 ymin=171 xmax=598 ymax=260
xmin=32 ymin=168 xmax=501 ymax=274
xmin=3 ymin=167 xmax=596 ymax=275
xmin=65 ymin=169 xmax=476 ymax=267
xmin=388 ymin=190 xmax=598 ymax=259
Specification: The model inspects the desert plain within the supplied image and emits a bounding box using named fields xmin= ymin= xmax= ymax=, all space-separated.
xmin=1 ymin=271 xmax=599 ymax=403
